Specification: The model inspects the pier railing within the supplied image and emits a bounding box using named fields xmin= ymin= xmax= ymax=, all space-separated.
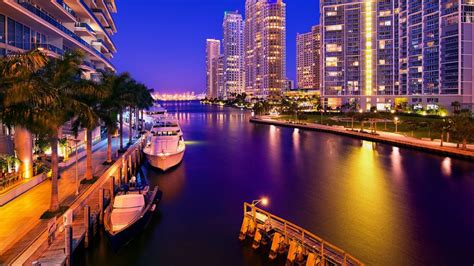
xmin=242 ymin=202 xmax=364 ymax=266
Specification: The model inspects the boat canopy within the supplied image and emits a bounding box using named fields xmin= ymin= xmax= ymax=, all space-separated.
xmin=113 ymin=194 xmax=145 ymax=209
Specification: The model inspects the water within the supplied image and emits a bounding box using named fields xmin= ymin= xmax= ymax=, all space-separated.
xmin=77 ymin=102 xmax=474 ymax=266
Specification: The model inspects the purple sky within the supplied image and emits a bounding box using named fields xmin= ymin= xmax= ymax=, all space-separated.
xmin=111 ymin=0 xmax=320 ymax=93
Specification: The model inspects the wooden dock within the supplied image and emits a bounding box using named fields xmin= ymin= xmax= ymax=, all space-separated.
xmin=239 ymin=203 xmax=364 ymax=266
xmin=27 ymin=138 xmax=146 ymax=265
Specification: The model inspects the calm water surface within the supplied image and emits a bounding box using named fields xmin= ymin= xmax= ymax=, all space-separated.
xmin=77 ymin=102 xmax=474 ymax=266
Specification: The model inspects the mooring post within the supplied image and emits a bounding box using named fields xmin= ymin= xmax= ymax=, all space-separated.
xmin=84 ymin=205 xmax=90 ymax=248
xmin=99 ymin=188 xmax=104 ymax=225
xmin=110 ymin=176 xmax=115 ymax=201
xmin=65 ymin=225 xmax=73 ymax=266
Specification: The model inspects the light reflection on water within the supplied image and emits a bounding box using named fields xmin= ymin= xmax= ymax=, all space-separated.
xmin=76 ymin=102 xmax=474 ymax=266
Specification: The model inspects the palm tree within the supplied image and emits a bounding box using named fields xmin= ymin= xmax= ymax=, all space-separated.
xmin=0 ymin=49 xmax=49 ymax=179
xmin=71 ymin=79 xmax=108 ymax=180
xmin=97 ymin=71 xmax=131 ymax=163
xmin=35 ymin=50 xmax=101 ymax=210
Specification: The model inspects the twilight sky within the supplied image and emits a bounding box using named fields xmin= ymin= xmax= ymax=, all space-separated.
xmin=111 ymin=0 xmax=320 ymax=93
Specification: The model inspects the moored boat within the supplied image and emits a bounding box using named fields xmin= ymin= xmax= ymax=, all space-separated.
xmin=143 ymin=116 xmax=186 ymax=171
xmin=104 ymin=184 xmax=162 ymax=249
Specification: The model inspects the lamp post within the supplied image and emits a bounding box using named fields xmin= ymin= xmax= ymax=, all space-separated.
xmin=394 ymin=117 xmax=399 ymax=133
xmin=251 ymin=197 xmax=269 ymax=225
xmin=68 ymin=138 xmax=81 ymax=196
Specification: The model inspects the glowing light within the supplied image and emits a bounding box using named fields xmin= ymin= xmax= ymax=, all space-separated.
xmin=364 ymin=0 xmax=373 ymax=97
xmin=261 ymin=197 xmax=269 ymax=206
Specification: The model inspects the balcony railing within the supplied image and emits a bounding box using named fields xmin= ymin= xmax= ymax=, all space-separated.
xmin=55 ymin=0 xmax=76 ymax=18
xmin=75 ymin=22 xmax=96 ymax=34
xmin=32 ymin=43 xmax=64 ymax=55
xmin=16 ymin=0 xmax=112 ymax=66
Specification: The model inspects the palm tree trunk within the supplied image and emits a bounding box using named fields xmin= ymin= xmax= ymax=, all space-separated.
xmin=119 ymin=111 xmax=124 ymax=150
xmin=128 ymin=106 xmax=133 ymax=144
xmin=49 ymin=132 xmax=59 ymax=212
xmin=440 ymin=131 xmax=444 ymax=147
xmin=85 ymin=128 xmax=93 ymax=180
xmin=106 ymin=129 xmax=112 ymax=163
xmin=141 ymin=109 xmax=144 ymax=129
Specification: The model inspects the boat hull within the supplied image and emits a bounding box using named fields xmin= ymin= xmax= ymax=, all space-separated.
xmin=145 ymin=149 xmax=185 ymax=171
xmin=105 ymin=190 xmax=162 ymax=250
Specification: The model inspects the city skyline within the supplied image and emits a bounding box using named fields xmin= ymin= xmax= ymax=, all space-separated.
xmin=111 ymin=0 xmax=319 ymax=93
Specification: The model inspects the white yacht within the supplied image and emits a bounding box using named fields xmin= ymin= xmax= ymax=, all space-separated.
xmin=143 ymin=116 xmax=185 ymax=171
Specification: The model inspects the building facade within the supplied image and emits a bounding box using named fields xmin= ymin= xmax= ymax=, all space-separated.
xmin=0 ymin=0 xmax=117 ymax=179
xmin=206 ymin=39 xmax=221 ymax=99
xmin=321 ymin=0 xmax=474 ymax=111
xmin=222 ymin=11 xmax=245 ymax=98
xmin=296 ymin=25 xmax=321 ymax=90
xmin=217 ymin=54 xmax=225 ymax=99
xmin=244 ymin=0 xmax=286 ymax=99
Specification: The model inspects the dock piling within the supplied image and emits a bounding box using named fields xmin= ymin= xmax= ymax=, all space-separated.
xmin=99 ymin=188 xmax=104 ymax=225
xmin=84 ymin=206 xmax=90 ymax=248
xmin=65 ymin=225 xmax=73 ymax=266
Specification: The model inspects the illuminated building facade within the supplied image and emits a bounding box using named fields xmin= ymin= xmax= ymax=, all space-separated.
xmin=321 ymin=0 xmax=474 ymax=111
xmin=296 ymin=25 xmax=321 ymax=90
xmin=222 ymin=11 xmax=245 ymax=98
xmin=217 ymin=54 xmax=225 ymax=99
xmin=0 ymin=0 xmax=117 ymax=178
xmin=206 ymin=39 xmax=221 ymax=98
xmin=245 ymin=0 xmax=286 ymax=99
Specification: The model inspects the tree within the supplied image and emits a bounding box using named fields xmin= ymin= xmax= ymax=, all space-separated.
xmin=35 ymin=50 xmax=101 ymax=210
xmin=0 ymin=49 xmax=49 ymax=179
xmin=71 ymin=78 xmax=108 ymax=180
xmin=451 ymin=101 xmax=461 ymax=114
xmin=451 ymin=112 xmax=474 ymax=150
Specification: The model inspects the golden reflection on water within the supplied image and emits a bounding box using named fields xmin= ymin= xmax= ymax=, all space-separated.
xmin=441 ymin=157 xmax=452 ymax=176
xmin=391 ymin=147 xmax=404 ymax=182
xmin=292 ymin=128 xmax=300 ymax=153
xmin=339 ymin=140 xmax=405 ymax=258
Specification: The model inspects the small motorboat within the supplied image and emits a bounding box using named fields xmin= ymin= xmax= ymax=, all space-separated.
xmin=104 ymin=182 xmax=162 ymax=249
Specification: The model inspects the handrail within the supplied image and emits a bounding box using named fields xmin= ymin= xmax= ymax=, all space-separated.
xmin=69 ymin=137 xmax=145 ymax=216
xmin=243 ymin=202 xmax=364 ymax=266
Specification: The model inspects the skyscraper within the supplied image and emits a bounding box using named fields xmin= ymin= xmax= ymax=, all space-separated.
xmin=296 ymin=25 xmax=321 ymax=90
xmin=217 ymin=55 xmax=226 ymax=99
xmin=245 ymin=0 xmax=286 ymax=99
xmin=222 ymin=11 xmax=245 ymax=98
xmin=321 ymin=0 xmax=474 ymax=111
xmin=206 ymin=39 xmax=221 ymax=99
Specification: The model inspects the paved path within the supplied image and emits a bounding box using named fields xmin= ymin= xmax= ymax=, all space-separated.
xmin=0 ymin=129 xmax=135 ymax=263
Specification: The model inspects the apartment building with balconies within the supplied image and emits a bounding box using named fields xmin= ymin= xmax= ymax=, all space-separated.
xmin=321 ymin=0 xmax=474 ymax=111
xmin=0 ymin=0 xmax=117 ymax=78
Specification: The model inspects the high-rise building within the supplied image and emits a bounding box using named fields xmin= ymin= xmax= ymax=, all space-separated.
xmin=217 ymin=54 xmax=226 ymax=99
xmin=222 ymin=11 xmax=245 ymax=98
xmin=206 ymin=39 xmax=221 ymax=99
xmin=0 ymin=0 xmax=117 ymax=73
xmin=296 ymin=25 xmax=321 ymax=90
xmin=321 ymin=0 xmax=474 ymax=111
xmin=245 ymin=0 xmax=286 ymax=99
xmin=0 ymin=0 xmax=117 ymax=179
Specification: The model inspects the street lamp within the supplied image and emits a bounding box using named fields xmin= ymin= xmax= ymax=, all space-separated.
xmin=394 ymin=117 xmax=399 ymax=133
xmin=251 ymin=197 xmax=269 ymax=225
xmin=68 ymin=138 xmax=81 ymax=196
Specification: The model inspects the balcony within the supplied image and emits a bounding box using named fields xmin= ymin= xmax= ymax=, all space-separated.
xmin=16 ymin=0 xmax=113 ymax=67
xmin=55 ymin=0 xmax=76 ymax=18
xmin=33 ymin=43 xmax=64 ymax=56
xmin=75 ymin=22 xmax=96 ymax=37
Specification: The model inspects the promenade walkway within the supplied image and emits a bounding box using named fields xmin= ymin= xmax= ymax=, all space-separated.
xmin=251 ymin=116 xmax=474 ymax=160
xmin=0 ymin=130 xmax=133 ymax=264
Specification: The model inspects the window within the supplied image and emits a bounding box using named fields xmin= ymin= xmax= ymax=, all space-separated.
xmin=0 ymin=14 xmax=4 ymax=43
